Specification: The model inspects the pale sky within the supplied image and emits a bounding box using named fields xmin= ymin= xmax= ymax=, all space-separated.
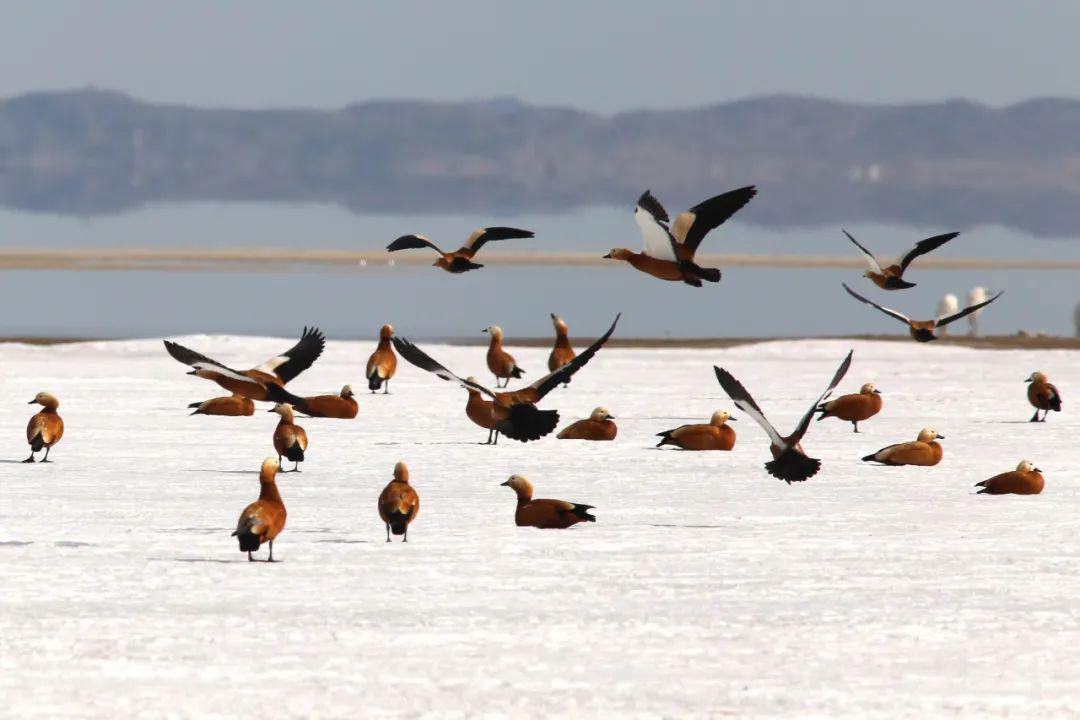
xmin=3 ymin=1 xmax=1078 ymax=111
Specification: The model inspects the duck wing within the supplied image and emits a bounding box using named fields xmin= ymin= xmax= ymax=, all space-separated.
xmin=790 ymin=350 xmax=853 ymax=445
xmin=713 ymin=366 xmax=785 ymax=449
xmin=936 ymin=291 xmax=1003 ymax=327
xmin=526 ymin=313 xmax=621 ymax=401
xmin=634 ymin=190 xmax=679 ymax=261
xmin=253 ymin=326 xmax=326 ymax=384
xmin=842 ymin=283 xmax=911 ymax=325
xmin=392 ymin=337 xmax=498 ymax=400
xmin=459 ymin=227 xmax=534 ymax=257
xmin=387 ymin=234 xmax=446 ymax=255
xmin=842 ymin=230 xmax=883 ymax=274
xmin=670 ymin=186 xmax=756 ymax=256
xmin=898 ymin=232 xmax=959 ymax=272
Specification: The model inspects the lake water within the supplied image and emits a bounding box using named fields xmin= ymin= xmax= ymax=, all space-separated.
xmin=0 ymin=202 xmax=1077 ymax=339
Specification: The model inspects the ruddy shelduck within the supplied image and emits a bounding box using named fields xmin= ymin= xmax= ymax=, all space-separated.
xmin=548 ymin=314 xmax=576 ymax=377
xmin=975 ymin=460 xmax=1044 ymax=495
xmin=557 ymin=407 xmax=617 ymax=441
xmin=270 ymin=403 xmax=308 ymax=472
xmin=386 ymin=226 xmax=534 ymax=273
xmin=843 ymin=229 xmax=958 ymax=290
xmin=483 ymin=325 xmax=524 ymax=388
xmin=298 ymin=385 xmax=358 ymax=419
xmin=24 ymin=392 xmax=64 ymax=463
xmin=164 ymin=326 xmax=325 ymax=406
xmin=843 ymin=283 xmax=1003 ymax=342
xmin=604 ymin=186 xmax=756 ymax=287
xmin=378 ymin=461 xmax=420 ymax=542
xmin=188 ymin=394 xmax=255 ymax=417
xmin=500 ymin=475 xmax=595 ymax=529
xmin=366 ymin=324 xmax=397 ymax=393
xmin=656 ymin=410 xmax=736 ymax=450
xmin=394 ymin=314 xmax=621 ymax=443
xmin=232 ymin=457 xmax=287 ymax=562
xmin=715 ymin=350 xmax=853 ymax=483
xmin=1026 ymin=372 xmax=1062 ymax=423
xmin=464 ymin=376 xmax=501 ymax=445
xmin=862 ymin=427 xmax=945 ymax=466
xmin=816 ymin=383 xmax=883 ymax=432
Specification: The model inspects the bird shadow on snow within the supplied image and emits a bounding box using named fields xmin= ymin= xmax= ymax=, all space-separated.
xmin=172 ymin=557 xmax=250 ymax=564
xmin=0 ymin=459 xmax=35 ymax=464
xmin=184 ymin=469 xmax=258 ymax=476
xmin=0 ymin=540 xmax=33 ymax=547
xmin=646 ymin=523 xmax=731 ymax=530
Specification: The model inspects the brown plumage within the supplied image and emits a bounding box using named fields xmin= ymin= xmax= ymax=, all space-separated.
xmin=656 ymin=410 xmax=736 ymax=450
xmin=548 ymin=314 xmax=576 ymax=375
xmin=24 ymin=392 xmax=64 ymax=463
xmin=604 ymin=186 xmax=756 ymax=287
xmin=501 ymin=475 xmax=595 ymax=529
xmin=464 ymin=377 xmax=501 ymax=444
xmin=232 ymin=457 xmax=287 ymax=561
xmin=164 ymin=326 xmax=325 ymax=407
xmin=386 ymin=227 xmax=534 ymax=273
xmin=188 ymin=394 xmax=255 ymax=416
xmin=484 ymin=325 xmax=525 ymax=388
xmin=557 ymin=407 xmax=617 ymax=441
xmin=270 ymin=403 xmax=308 ymax=472
xmin=844 ymin=229 xmax=958 ymax=290
xmin=299 ymin=385 xmax=358 ymax=419
xmin=378 ymin=461 xmax=420 ymax=542
xmin=366 ymin=324 xmax=397 ymax=393
xmin=843 ymin=284 xmax=1003 ymax=342
xmin=816 ymin=383 xmax=883 ymax=432
xmin=862 ymin=427 xmax=944 ymax=466
xmin=975 ymin=460 xmax=1044 ymax=495
xmin=1026 ymin=372 xmax=1062 ymax=422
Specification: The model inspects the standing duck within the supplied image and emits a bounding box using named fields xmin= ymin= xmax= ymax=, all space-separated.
xmin=500 ymin=475 xmax=595 ymax=529
xmin=1026 ymin=372 xmax=1062 ymax=422
xmin=548 ymin=314 xmax=576 ymax=375
xmin=557 ymin=407 xmax=617 ymax=441
xmin=975 ymin=460 xmax=1044 ymax=495
xmin=232 ymin=457 xmax=287 ymax=561
xmin=188 ymin=394 xmax=255 ymax=416
xmin=464 ymin=377 xmax=501 ymax=445
xmin=386 ymin=227 xmax=534 ymax=273
xmin=24 ymin=392 xmax=64 ymax=463
xmin=844 ymin=229 xmax=958 ymax=290
xmin=378 ymin=461 xmax=420 ymax=542
xmin=656 ymin=410 xmax=736 ymax=450
xmin=299 ymin=385 xmax=358 ymax=419
xmin=842 ymin=283 xmax=1003 ymax=342
xmin=366 ymin=324 xmax=397 ymax=393
xmin=862 ymin=428 xmax=945 ymax=466
xmin=484 ymin=325 xmax=524 ymax=388
xmin=270 ymin=403 xmax=308 ymax=472
xmin=816 ymin=383 xmax=883 ymax=432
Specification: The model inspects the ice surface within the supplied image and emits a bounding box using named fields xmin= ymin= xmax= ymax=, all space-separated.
xmin=0 ymin=336 xmax=1077 ymax=718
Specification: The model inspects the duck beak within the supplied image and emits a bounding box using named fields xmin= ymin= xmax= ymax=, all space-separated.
xmin=602 ymin=252 xmax=612 ymax=259
xmin=186 ymin=370 xmax=197 ymax=376
xmin=874 ymin=389 xmax=882 ymax=395
xmin=1025 ymin=378 xmax=1033 ymax=383
xmin=605 ymin=414 xmax=615 ymax=420
xmin=727 ymin=416 xmax=737 ymax=421
xmin=266 ymin=408 xmax=276 ymax=413
xmin=27 ymin=399 xmax=36 ymax=404
xmin=936 ymin=433 xmax=945 ymax=440
xmin=499 ymin=480 xmax=510 ymax=486
xmin=481 ymin=328 xmax=488 ymax=334
xmin=1035 ymin=467 xmax=1043 ymax=473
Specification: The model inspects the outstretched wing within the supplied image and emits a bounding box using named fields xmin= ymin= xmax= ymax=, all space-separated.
xmin=528 ymin=313 xmax=621 ymax=400
xmin=392 ymin=337 xmax=497 ymax=399
xmin=937 ymin=291 xmax=1003 ymax=327
xmin=460 ymin=227 xmax=534 ymax=257
xmin=387 ymin=234 xmax=446 ymax=255
xmin=670 ymin=186 xmax=757 ymax=254
xmin=842 ymin=230 xmax=882 ymax=274
xmin=163 ymin=340 xmax=246 ymax=376
xmin=253 ymin=326 xmax=326 ymax=384
xmin=634 ymin=190 xmax=679 ymax=262
xmin=713 ymin=366 xmax=785 ymax=448
xmin=842 ymin=283 xmax=911 ymax=325
xmin=898 ymin=232 xmax=958 ymax=272
xmin=790 ymin=350 xmax=854 ymax=444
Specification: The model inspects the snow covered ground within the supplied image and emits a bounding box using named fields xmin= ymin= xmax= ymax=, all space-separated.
xmin=0 ymin=335 xmax=1077 ymax=718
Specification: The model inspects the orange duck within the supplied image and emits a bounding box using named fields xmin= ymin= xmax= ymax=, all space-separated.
xmin=548 ymin=314 xmax=576 ymax=375
xmin=299 ymin=385 xmax=358 ymax=419
xmin=366 ymin=324 xmax=397 ymax=393
xmin=1026 ymin=372 xmax=1062 ymax=422
xmin=715 ymin=351 xmax=853 ymax=483
xmin=656 ymin=410 xmax=736 ymax=450
xmin=164 ymin=327 xmax=324 ymax=406
xmin=386 ymin=227 xmax=534 ymax=273
xmin=975 ymin=460 xmax=1044 ymax=495
xmin=862 ymin=427 xmax=944 ymax=466
xmin=232 ymin=457 xmax=287 ymax=561
xmin=378 ymin=461 xmax=420 ymax=542
xmin=501 ymin=475 xmax=595 ymax=529
xmin=604 ymin=186 xmax=756 ymax=287
xmin=24 ymin=392 xmax=64 ymax=463
xmin=557 ymin=407 xmax=617 ymax=441
xmin=188 ymin=394 xmax=255 ymax=416
xmin=484 ymin=325 xmax=524 ymax=388
xmin=843 ymin=284 xmax=1003 ymax=342
xmin=816 ymin=383 xmax=883 ymax=432
xmin=270 ymin=403 xmax=308 ymax=472
xmin=464 ymin=377 xmax=501 ymax=445
xmin=844 ymin=229 xmax=958 ymax=290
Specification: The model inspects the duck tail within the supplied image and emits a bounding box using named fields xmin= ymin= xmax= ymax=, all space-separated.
xmin=232 ymin=527 xmax=260 ymax=552
xmin=655 ymin=430 xmax=675 ymax=447
xmin=572 ymin=504 xmax=596 ymax=522
xmin=765 ymin=449 xmax=821 ymax=483
xmin=682 ymin=261 xmax=721 ymax=284
xmin=387 ymin=511 xmax=410 ymax=535
xmin=368 ymin=373 xmax=384 ymax=392
xmin=500 ymin=404 xmax=559 ymax=442
xmin=511 ymin=366 xmax=525 ymax=379
xmin=284 ymin=442 xmax=305 ymax=462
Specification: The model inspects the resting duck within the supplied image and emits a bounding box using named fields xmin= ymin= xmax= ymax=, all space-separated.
xmin=656 ymin=410 xmax=736 ymax=450
xmin=24 ymin=392 xmax=64 ymax=463
xmin=557 ymin=407 xmax=617 ymax=441
xmin=232 ymin=457 xmax=287 ymax=561
xmin=188 ymin=394 xmax=255 ymax=416
xmin=816 ymin=383 xmax=883 ymax=432
xmin=862 ymin=427 xmax=944 ymax=466
xmin=299 ymin=385 xmax=358 ymax=419
xmin=975 ymin=460 xmax=1044 ymax=495
xmin=386 ymin=226 xmax=534 ymax=273
xmin=843 ymin=229 xmax=958 ymax=290
xmin=270 ymin=403 xmax=308 ymax=472
xmin=378 ymin=461 xmax=420 ymax=542
xmin=500 ymin=475 xmax=595 ymax=529
xmin=366 ymin=324 xmax=397 ymax=393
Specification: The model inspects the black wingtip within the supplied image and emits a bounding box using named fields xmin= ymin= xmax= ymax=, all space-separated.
xmin=636 ymin=190 xmax=669 ymax=223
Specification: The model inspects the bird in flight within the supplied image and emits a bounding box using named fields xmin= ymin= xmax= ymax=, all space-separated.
xmin=386 ymin=227 xmax=535 ymax=273
xmin=843 ymin=229 xmax=958 ymax=290
xmin=842 ymin=283 xmax=1003 ymax=342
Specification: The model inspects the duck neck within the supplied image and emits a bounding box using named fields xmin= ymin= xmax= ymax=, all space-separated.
xmin=259 ymin=480 xmax=283 ymax=504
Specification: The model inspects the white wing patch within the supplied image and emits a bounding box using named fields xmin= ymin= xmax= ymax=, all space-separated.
xmin=254 ymin=355 xmax=290 ymax=375
xmin=194 ymin=362 xmax=261 ymax=386
xmin=733 ymin=398 xmax=785 ymax=449
xmin=634 ymin=205 xmax=678 ymax=261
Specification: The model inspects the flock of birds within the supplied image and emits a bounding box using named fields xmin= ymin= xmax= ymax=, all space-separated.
xmin=19 ymin=186 xmax=1065 ymax=560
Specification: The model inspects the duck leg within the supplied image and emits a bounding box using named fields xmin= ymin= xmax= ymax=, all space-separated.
xmin=1029 ymin=410 xmax=1040 ymax=423
xmin=852 ymin=421 xmax=859 ymax=433
xmin=385 ymin=523 xmax=391 ymax=542
xmin=41 ymin=447 xmax=52 ymax=462
xmin=247 ymin=551 xmax=254 ymax=562
xmin=383 ymin=381 xmax=390 ymax=394
xmin=267 ymin=540 xmax=275 ymax=562
xmin=292 ymin=461 xmax=301 ymax=473
xmin=22 ymin=452 xmax=35 ymax=463
xmin=403 ymin=526 xmax=408 ymax=543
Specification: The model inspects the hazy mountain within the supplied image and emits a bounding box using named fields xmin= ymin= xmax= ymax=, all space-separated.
xmin=2 ymin=89 xmax=1080 ymax=234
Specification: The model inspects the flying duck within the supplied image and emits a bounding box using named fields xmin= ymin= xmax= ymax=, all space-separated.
xmin=843 ymin=229 xmax=958 ymax=290
xmin=299 ymin=385 xmax=358 ymax=419
xmin=842 ymin=283 xmax=1003 ymax=342
xmin=656 ymin=410 xmax=736 ymax=450
xmin=366 ymin=324 xmax=397 ymax=393
xmin=188 ymin=394 xmax=255 ymax=417
xmin=164 ymin=326 xmax=325 ymax=406
xmin=378 ymin=461 xmax=420 ymax=542
xmin=386 ymin=226 xmax=534 ymax=273
xmin=232 ymin=457 xmax=287 ymax=562
xmin=714 ymin=350 xmax=853 ymax=483
xmin=24 ymin=392 xmax=64 ymax=463
xmin=1026 ymin=372 xmax=1062 ymax=422
xmin=548 ymin=314 xmax=576 ymax=376
xmin=862 ymin=427 xmax=944 ymax=466
xmin=557 ymin=407 xmax=617 ymax=441
xmin=816 ymin=383 xmax=882 ymax=432
xmin=500 ymin=475 xmax=595 ymax=529
xmin=975 ymin=460 xmax=1044 ymax=495
xmin=604 ymin=186 xmax=756 ymax=287
xmin=270 ymin=403 xmax=308 ymax=472
xmin=393 ymin=314 xmax=621 ymax=443
xmin=484 ymin=325 xmax=525 ymax=388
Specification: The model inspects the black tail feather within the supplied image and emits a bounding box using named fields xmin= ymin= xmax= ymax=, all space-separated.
xmin=685 ymin=262 xmax=721 ymax=283
xmin=233 ymin=528 xmax=260 ymax=552
xmin=765 ymin=449 xmax=821 ymax=483
xmin=499 ymin=404 xmax=559 ymax=442
xmin=284 ymin=442 xmax=305 ymax=462
xmin=29 ymin=430 xmax=44 ymax=452
xmin=511 ymin=366 xmax=525 ymax=379
xmin=387 ymin=511 xmax=410 ymax=535
xmin=655 ymin=430 xmax=675 ymax=447
xmin=368 ymin=373 xmax=384 ymax=392
xmin=572 ymin=504 xmax=596 ymax=522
